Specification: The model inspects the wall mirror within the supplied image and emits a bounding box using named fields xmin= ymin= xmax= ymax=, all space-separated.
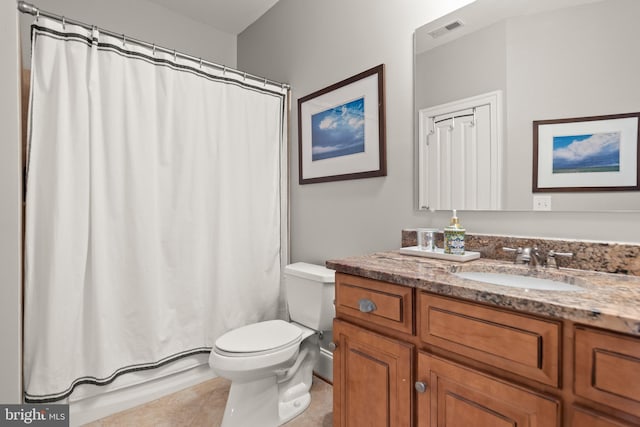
xmin=414 ymin=0 xmax=640 ymax=212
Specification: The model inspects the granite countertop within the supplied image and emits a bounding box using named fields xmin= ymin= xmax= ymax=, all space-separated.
xmin=326 ymin=251 xmax=640 ymax=336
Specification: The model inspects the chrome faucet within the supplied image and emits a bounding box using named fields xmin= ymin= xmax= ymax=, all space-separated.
xmin=502 ymin=247 xmax=572 ymax=268
xmin=522 ymin=247 xmax=544 ymax=267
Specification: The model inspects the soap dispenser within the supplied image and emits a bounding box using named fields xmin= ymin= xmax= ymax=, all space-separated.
xmin=444 ymin=209 xmax=465 ymax=255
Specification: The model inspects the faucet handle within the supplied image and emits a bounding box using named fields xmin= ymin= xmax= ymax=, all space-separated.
xmin=502 ymin=247 xmax=521 ymax=253
xmin=502 ymin=247 xmax=523 ymax=263
xmin=549 ymin=250 xmax=573 ymax=257
xmin=546 ymin=250 xmax=573 ymax=269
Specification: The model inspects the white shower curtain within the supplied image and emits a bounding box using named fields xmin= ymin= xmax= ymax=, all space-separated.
xmin=24 ymin=17 xmax=288 ymax=403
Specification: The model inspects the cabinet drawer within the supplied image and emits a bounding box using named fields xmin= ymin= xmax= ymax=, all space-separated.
xmin=418 ymin=292 xmax=560 ymax=386
xmin=575 ymin=326 xmax=640 ymax=419
xmin=335 ymin=273 xmax=413 ymax=335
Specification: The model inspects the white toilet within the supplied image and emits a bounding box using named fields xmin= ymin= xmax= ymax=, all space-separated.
xmin=209 ymin=262 xmax=335 ymax=427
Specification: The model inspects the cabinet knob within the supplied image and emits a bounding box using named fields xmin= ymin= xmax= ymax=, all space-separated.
xmin=328 ymin=342 xmax=337 ymax=351
xmin=358 ymin=298 xmax=377 ymax=313
xmin=414 ymin=381 xmax=428 ymax=393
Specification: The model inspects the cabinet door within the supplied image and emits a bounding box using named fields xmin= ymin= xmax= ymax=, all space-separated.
xmin=333 ymin=319 xmax=413 ymax=427
xmin=571 ymin=406 xmax=636 ymax=427
xmin=416 ymin=351 xmax=560 ymax=427
xmin=574 ymin=326 xmax=640 ymax=419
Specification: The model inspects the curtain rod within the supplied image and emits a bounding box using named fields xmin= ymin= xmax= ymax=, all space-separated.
xmin=17 ymin=1 xmax=290 ymax=90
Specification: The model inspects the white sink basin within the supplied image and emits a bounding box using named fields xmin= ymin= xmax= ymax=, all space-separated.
xmin=453 ymin=271 xmax=584 ymax=292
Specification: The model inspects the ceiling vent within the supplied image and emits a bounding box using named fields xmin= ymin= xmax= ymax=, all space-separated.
xmin=428 ymin=20 xmax=464 ymax=38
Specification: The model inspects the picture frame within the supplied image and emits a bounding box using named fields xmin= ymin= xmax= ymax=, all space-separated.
xmin=297 ymin=64 xmax=386 ymax=184
xmin=533 ymin=112 xmax=640 ymax=192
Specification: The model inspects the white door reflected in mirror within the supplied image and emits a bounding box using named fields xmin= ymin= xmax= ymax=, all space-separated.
xmin=418 ymin=91 xmax=502 ymax=211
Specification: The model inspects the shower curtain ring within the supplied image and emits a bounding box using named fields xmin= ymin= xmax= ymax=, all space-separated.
xmin=243 ymin=72 xmax=247 ymax=81
xmin=199 ymin=58 xmax=203 ymax=68
xmin=152 ymin=44 xmax=156 ymax=55
xmin=264 ymin=78 xmax=267 ymax=87
xmin=122 ymin=34 xmax=126 ymax=47
xmin=173 ymin=50 xmax=177 ymax=62
xmin=223 ymin=66 xmax=227 ymax=75
xmin=35 ymin=10 xmax=39 ymax=22
xmin=62 ymin=16 xmax=66 ymax=30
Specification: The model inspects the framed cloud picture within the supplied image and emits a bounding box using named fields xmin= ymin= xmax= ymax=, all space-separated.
xmin=533 ymin=112 xmax=640 ymax=192
xmin=297 ymin=64 xmax=386 ymax=184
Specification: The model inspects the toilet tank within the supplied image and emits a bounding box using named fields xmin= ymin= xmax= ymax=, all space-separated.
xmin=284 ymin=262 xmax=335 ymax=331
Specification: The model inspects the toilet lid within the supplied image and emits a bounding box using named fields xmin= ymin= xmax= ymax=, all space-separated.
xmin=215 ymin=319 xmax=302 ymax=354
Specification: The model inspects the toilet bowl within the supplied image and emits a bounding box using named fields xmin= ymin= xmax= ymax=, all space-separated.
xmin=209 ymin=262 xmax=335 ymax=427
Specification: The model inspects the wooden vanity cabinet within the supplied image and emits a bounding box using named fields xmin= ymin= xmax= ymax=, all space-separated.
xmin=333 ymin=274 xmax=414 ymax=426
xmin=332 ymin=272 xmax=640 ymax=426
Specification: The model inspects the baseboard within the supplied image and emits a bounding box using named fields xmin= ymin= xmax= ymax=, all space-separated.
xmin=314 ymin=347 xmax=333 ymax=384
xmin=69 ymin=364 xmax=216 ymax=426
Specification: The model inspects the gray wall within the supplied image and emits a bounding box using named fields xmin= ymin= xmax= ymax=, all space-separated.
xmin=238 ymin=0 xmax=640 ymax=267
xmin=0 ymin=2 xmax=22 ymax=404
xmin=505 ymin=0 xmax=640 ymax=211
xmin=415 ymin=20 xmax=507 ymax=112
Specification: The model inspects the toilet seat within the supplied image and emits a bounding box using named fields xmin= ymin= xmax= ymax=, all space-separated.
xmin=215 ymin=319 xmax=303 ymax=357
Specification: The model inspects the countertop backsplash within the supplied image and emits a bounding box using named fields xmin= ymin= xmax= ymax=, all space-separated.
xmin=402 ymin=230 xmax=640 ymax=276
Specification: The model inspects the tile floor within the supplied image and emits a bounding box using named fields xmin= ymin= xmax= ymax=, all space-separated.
xmin=84 ymin=376 xmax=333 ymax=426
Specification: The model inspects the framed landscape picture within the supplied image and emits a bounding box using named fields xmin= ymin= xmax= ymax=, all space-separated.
xmin=297 ymin=64 xmax=386 ymax=184
xmin=533 ymin=112 xmax=640 ymax=192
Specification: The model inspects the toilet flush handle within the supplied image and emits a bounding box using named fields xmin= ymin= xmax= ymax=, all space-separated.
xmin=358 ymin=298 xmax=377 ymax=313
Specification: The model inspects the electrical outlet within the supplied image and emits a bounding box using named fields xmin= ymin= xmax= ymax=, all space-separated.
xmin=533 ymin=195 xmax=551 ymax=211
